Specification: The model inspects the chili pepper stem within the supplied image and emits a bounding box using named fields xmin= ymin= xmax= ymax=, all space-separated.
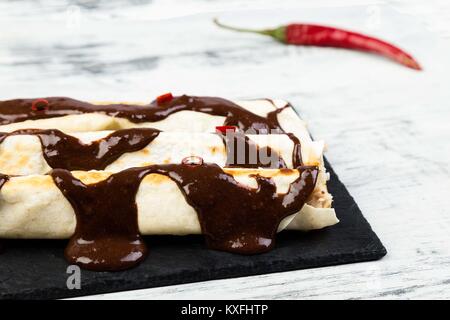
xmin=213 ymin=18 xmax=286 ymax=42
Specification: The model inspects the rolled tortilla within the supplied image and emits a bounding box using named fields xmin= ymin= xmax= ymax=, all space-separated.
xmin=0 ymin=130 xmax=333 ymax=209
xmin=0 ymin=169 xmax=338 ymax=239
xmin=0 ymin=98 xmax=327 ymax=186
xmin=0 ymin=99 xmax=322 ymax=161
xmin=0 ymin=99 xmax=305 ymax=135
xmin=0 ymin=99 xmax=326 ymax=181
xmin=0 ymin=131 xmax=323 ymax=175
xmin=0 ymin=99 xmax=324 ymax=164
xmin=0 ymin=98 xmax=337 ymax=239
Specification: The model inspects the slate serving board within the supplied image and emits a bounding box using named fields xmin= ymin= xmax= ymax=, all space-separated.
xmin=0 ymin=158 xmax=386 ymax=299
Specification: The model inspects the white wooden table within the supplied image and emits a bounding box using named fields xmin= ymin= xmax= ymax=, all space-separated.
xmin=1 ymin=0 xmax=449 ymax=299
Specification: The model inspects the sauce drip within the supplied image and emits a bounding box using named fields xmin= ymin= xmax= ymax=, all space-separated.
xmin=50 ymin=163 xmax=317 ymax=270
xmin=0 ymin=128 xmax=160 ymax=171
xmin=50 ymin=169 xmax=148 ymax=271
xmin=286 ymin=133 xmax=303 ymax=168
xmin=266 ymin=105 xmax=304 ymax=167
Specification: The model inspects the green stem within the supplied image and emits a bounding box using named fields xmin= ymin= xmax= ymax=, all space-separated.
xmin=213 ymin=18 xmax=272 ymax=36
xmin=213 ymin=18 xmax=286 ymax=42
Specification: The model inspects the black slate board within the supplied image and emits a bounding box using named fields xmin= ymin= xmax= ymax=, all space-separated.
xmin=0 ymin=159 xmax=386 ymax=299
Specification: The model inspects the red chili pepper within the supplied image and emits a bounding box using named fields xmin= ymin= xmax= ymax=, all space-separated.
xmin=31 ymin=98 xmax=49 ymax=111
xmin=156 ymin=92 xmax=173 ymax=105
xmin=214 ymin=19 xmax=421 ymax=70
xmin=215 ymin=125 xmax=237 ymax=134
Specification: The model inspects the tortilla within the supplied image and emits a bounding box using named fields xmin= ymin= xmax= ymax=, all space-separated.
xmin=0 ymin=168 xmax=338 ymax=238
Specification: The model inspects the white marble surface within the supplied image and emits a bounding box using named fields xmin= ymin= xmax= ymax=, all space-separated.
xmin=1 ymin=0 xmax=449 ymax=299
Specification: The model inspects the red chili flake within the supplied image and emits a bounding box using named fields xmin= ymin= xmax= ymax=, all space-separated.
xmin=182 ymin=156 xmax=204 ymax=166
xmin=215 ymin=126 xmax=237 ymax=134
xmin=31 ymin=99 xmax=49 ymax=111
xmin=156 ymin=92 xmax=173 ymax=105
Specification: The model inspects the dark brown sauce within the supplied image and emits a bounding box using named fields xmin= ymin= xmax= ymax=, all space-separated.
xmin=50 ymin=163 xmax=317 ymax=270
xmin=0 ymin=128 xmax=160 ymax=171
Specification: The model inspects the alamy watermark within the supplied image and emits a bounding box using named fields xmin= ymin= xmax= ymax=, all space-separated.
xmin=66 ymin=265 xmax=81 ymax=290
xmin=221 ymin=128 xmax=286 ymax=167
